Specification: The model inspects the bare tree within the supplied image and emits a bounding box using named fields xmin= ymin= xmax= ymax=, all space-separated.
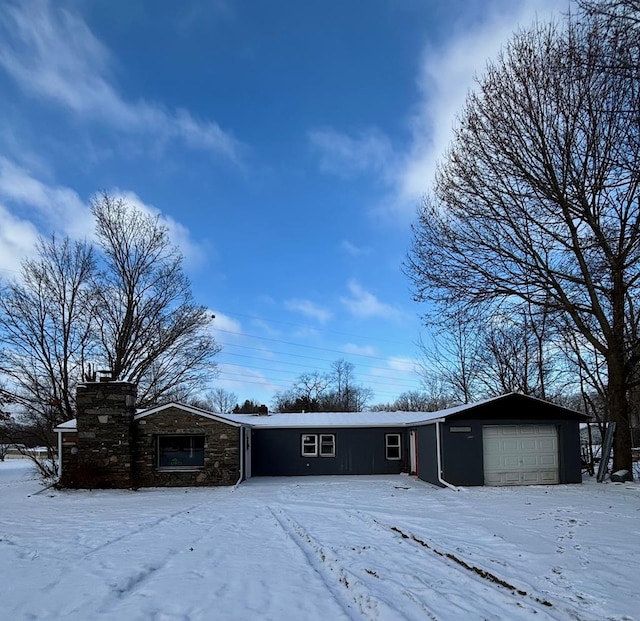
xmin=577 ymin=0 xmax=640 ymax=30
xmin=193 ymin=387 xmax=238 ymax=414
xmin=371 ymin=390 xmax=448 ymax=412
xmin=0 ymin=236 xmax=95 ymax=473
xmin=273 ymin=360 xmax=373 ymax=413
xmin=418 ymin=309 xmax=482 ymax=404
xmin=324 ymin=359 xmax=372 ymax=411
xmin=476 ymin=304 xmax=560 ymax=399
xmin=273 ymin=371 xmax=330 ymax=412
xmin=91 ymin=194 xmax=220 ymax=406
xmin=406 ymin=16 xmax=640 ymax=472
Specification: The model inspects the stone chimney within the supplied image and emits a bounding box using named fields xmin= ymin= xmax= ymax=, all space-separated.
xmin=75 ymin=380 xmax=137 ymax=488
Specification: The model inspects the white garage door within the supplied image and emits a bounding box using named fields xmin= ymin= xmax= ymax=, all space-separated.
xmin=482 ymin=425 xmax=559 ymax=486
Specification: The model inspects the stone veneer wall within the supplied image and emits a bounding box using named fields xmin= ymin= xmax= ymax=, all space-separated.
xmin=134 ymin=407 xmax=241 ymax=487
xmin=59 ymin=432 xmax=79 ymax=488
xmin=73 ymin=381 xmax=137 ymax=488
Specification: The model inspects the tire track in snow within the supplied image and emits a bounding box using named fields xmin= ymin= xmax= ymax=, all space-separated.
xmin=89 ymin=506 xmax=224 ymax=615
xmin=80 ymin=503 xmax=200 ymax=559
xmin=352 ymin=511 xmax=603 ymax=621
xmin=51 ymin=503 xmax=215 ymax=616
xmin=270 ymin=506 xmax=440 ymax=621
xmin=268 ymin=507 xmax=379 ymax=621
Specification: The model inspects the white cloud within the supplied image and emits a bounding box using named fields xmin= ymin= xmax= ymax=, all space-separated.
xmin=386 ymin=356 xmax=419 ymax=374
xmin=0 ymin=0 xmax=243 ymax=162
xmin=210 ymin=312 xmax=243 ymax=334
xmin=0 ymin=156 xmax=93 ymax=239
xmin=308 ymin=1 xmax=567 ymax=223
xmin=340 ymin=280 xmax=401 ymax=320
xmin=308 ymin=127 xmax=395 ymax=180
xmin=0 ymin=203 xmax=40 ymax=275
xmin=394 ymin=0 xmax=567 ymax=216
xmin=0 ymin=158 xmax=207 ymax=274
xmin=340 ymin=240 xmax=369 ymax=257
xmin=107 ymin=189 xmax=207 ymax=268
xmin=284 ymin=298 xmax=333 ymax=323
xmin=343 ymin=343 xmax=377 ymax=357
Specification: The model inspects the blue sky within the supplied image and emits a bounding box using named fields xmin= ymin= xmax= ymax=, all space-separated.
xmin=0 ymin=0 xmax=566 ymax=407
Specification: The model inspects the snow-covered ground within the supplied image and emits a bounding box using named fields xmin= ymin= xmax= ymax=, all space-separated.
xmin=2 ymin=460 xmax=639 ymax=621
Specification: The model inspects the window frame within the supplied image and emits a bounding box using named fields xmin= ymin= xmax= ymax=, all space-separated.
xmin=301 ymin=433 xmax=336 ymax=458
xmin=319 ymin=434 xmax=336 ymax=457
xmin=385 ymin=433 xmax=402 ymax=461
xmin=157 ymin=434 xmax=205 ymax=470
xmin=301 ymin=433 xmax=318 ymax=457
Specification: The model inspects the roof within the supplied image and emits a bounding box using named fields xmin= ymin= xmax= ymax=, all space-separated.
xmin=54 ymin=392 xmax=586 ymax=433
xmin=222 ymin=410 xmax=446 ymax=428
xmin=225 ymin=392 xmax=586 ymax=427
xmin=133 ymin=402 xmax=242 ymax=427
xmin=54 ymin=419 xmax=78 ymax=432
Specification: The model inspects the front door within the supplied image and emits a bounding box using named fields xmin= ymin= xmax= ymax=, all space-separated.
xmin=409 ymin=430 xmax=418 ymax=475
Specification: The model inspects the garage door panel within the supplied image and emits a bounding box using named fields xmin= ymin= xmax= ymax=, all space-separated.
xmin=503 ymin=455 xmax=519 ymax=467
xmin=521 ymin=455 xmax=539 ymax=467
xmin=483 ymin=424 xmax=559 ymax=486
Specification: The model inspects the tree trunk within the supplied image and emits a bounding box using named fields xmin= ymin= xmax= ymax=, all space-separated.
xmin=608 ymin=353 xmax=633 ymax=474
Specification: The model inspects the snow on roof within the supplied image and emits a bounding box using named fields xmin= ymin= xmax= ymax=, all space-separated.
xmin=54 ymin=392 xmax=585 ymax=434
xmin=223 ymin=394 xmax=520 ymax=428
xmin=54 ymin=419 xmax=77 ymax=432
xmin=133 ymin=402 xmax=242 ymax=427
xmin=222 ymin=410 xmax=446 ymax=428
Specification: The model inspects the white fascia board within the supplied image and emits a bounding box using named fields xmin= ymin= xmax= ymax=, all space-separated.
xmin=133 ymin=402 xmax=242 ymax=427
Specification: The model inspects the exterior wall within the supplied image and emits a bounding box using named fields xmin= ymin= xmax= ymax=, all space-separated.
xmin=134 ymin=408 xmax=240 ymax=487
xmin=440 ymin=420 xmax=485 ymax=486
xmin=67 ymin=381 xmax=137 ymax=489
xmin=414 ymin=424 xmax=441 ymax=487
xmin=251 ymin=427 xmax=407 ymax=476
xmin=59 ymin=431 xmax=79 ymax=487
xmin=557 ymin=420 xmax=582 ymax=484
xmin=440 ymin=418 xmax=582 ymax=486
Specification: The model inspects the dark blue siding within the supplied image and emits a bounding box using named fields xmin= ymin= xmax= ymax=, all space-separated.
xmin=415 ymin=424 xmax=440 ymax=486
xmin=252 ymin=427 xmax=407 ymax=476
xmin=441 ymin=421 xmax=484 ymax=486
xmin=440 ymin=418 xmax=583 ymax=486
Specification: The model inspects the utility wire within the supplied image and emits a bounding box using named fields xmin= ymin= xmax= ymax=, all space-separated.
xmin=215 ymin=328 xmax=398 ymax=360
xmin=214 ymin=309 xmax=410 ymax=346
xmin=218 ymin=358 xmax=422 ymax=389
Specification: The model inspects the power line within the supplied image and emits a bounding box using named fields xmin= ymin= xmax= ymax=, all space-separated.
xmin=215 ymin=328 xmax=396 ymax=360
xmin=214 ymin=370 xmax=412 ymax=401
xmin=218 ymin=356 xmax=422 ymax=390
xmin=211 ymin=311 xmax=423 ymax=403
xmin=214 ymin=309 xmax=411 ymax=346
xmin=218 ymin=346 xmax=420 ymax=375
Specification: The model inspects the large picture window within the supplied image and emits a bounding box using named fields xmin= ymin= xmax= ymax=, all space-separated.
xmin=385 ymin=434 xmax=402 ymax=460
xmin=301 ymin=433 xmax=335 ymax=457
xmin=157 ymin=435 xmax=205 ymax=468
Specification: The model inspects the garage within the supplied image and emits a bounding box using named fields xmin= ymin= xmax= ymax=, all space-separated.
xmin=482 ymin=424 xmax=559 ymax=486
xmin=413 ymin=393 xmax=585 ymax=487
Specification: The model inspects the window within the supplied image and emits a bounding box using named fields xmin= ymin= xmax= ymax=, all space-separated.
xmin=386 ymin=434 xmax=402 ymax=460
xmin=319 ymin=434 xmax=336 ymax=457
xmin=301 ymin=433 xmax=336 ymax=457
xmin=301 ymin=434 xmax=318 ymax=457
xmin=157 ymin=435 xmax=205 ymax=469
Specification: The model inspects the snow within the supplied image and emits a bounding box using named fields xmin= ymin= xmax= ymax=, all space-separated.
xmin=59 ymin=393 xmax=585 ymax=432
xmin=224 ymin=410 xmax=447 ymax=428
xmin=2 ymin=461 xmax=639 ymax=621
